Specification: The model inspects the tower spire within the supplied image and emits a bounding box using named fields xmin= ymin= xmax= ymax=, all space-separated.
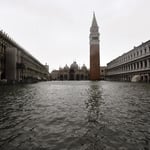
xmin=92 ymin=12 xmax=98 ymax=27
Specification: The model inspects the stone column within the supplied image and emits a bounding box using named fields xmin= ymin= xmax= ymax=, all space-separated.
xmin=139 ymin=61 xmax=142 ymax=69
xmin=135 ymin=62 xmax=137 ymax=70
xmin=5 ymin=47 xmax=17 ymax=82
xmin=147 ymin=59 xmax=150 ymax=68
xmin=132 ymin=64 xmax=134 ymax=70
xmin=17 ymin=50 xmax=21 ymax=81
xmin=127 ymin=65 xmax=129 ymax=71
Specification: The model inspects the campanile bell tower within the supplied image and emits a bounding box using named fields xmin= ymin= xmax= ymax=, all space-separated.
xmin=90 ymin=13 xmax=100 ymax=80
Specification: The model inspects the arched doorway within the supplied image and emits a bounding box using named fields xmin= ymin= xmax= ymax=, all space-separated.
xmin=76 ymin=74 xmax=79 ymax=80
xmin=81 ymin=74 xmax=84 ymax=80
xmin=69 ymin=69 xmax=75 ymax=80
xmin=60 ymin=75 xmax=63 ymax=80
xmin=144 ymin=75 xmax=148 ymax=82
xmin=64 ymin=74 xmax=68 ymax=80
xmin=1 ymin=71 xmax=5 ymax=79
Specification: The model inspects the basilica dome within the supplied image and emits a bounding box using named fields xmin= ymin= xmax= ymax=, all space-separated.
xmin=64 ymin=64 xmax=69 ymax=70
xmin=81 ymin=64 xmax=87 ymax=71
xmin=70 ymin=61 xmax=79 ymax=70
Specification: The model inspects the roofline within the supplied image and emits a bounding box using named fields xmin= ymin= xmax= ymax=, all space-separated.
xmin=107 ymin=40 xmax=150 ymax=65
xmin=0 ymin=30 xmax=45 ymax=68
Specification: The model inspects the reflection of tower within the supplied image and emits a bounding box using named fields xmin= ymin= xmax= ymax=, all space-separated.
xmin=84 ymin=83 xmax=104 ymax=149
xmin=90 ymin=13 xmax=100 ymax=80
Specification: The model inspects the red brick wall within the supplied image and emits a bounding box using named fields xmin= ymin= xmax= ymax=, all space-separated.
xmin=90 ymin=44 xmax=100 ymax=80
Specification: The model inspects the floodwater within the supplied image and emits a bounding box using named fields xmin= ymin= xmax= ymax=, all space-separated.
xmin=0 ymin=81 xmax=150 ymax=150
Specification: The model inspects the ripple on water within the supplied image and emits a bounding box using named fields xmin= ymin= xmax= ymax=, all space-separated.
xmin=0 ymin=81 xmax=150 ymax=150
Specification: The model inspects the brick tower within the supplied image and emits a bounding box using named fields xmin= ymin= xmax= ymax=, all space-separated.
xmin=90 ymin=13 xmax=100 ymax=80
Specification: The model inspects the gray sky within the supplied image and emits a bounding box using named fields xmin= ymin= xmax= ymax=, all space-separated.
xmin=1 ymin=0 xmax=150 ymax=72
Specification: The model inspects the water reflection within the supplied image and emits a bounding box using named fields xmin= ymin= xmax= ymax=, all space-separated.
xmin=84 ymin=82 xmax=105 ymax=150
xmin=0 ymin=82 xmax=150 ymax=150
xmin=0 ymin=84 xmax=39 ymax=150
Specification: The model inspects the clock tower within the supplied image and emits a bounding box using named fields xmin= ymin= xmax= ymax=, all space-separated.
xmin=90 ymin=13 xmax=100 ymax=80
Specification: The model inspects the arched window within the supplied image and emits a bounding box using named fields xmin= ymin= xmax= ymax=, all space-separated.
xmin=144 ymin=60 xmax=147 ymax=68
xmin=144 ymin=48 xmax=147 ymax=54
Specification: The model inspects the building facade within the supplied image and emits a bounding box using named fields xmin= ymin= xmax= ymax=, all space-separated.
xmin=45 ymin=63 xmax=49 ymax=72
xmin=0 ymin=30 xmax=49 ymax=83
xmin=100 ymin=66 xmax=106 ymax=80
xmin=90 ymin=13 xmax=100 ymax=80
xmin=51 ymin=61 xmax=89 ymax=80
xmin=107 ymin=40 xmax=150 ymax=82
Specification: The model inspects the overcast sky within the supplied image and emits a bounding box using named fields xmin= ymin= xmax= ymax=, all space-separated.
xmin=1 ymin=0 xmax=150 ymax=71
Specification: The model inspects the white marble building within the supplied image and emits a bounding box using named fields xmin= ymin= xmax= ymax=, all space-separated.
xmin=107 ymin=40 xmax=150 ymax=82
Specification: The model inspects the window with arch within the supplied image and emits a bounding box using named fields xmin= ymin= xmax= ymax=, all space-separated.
xmin=144 ymin=48 xmax=147 ymax=54
xmin=144 ymin=60 xmax=147 ymax=68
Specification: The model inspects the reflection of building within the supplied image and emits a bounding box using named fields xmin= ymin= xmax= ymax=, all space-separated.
xmin=51 ymin=61 xmax=89 ymax=80
xmin=90 ymin=13 xmax=100 ymax=80
xmin=0 ymin=30 xmax=49 ymax=83
xmin=106 ymin=40 xmax=150 ymax=82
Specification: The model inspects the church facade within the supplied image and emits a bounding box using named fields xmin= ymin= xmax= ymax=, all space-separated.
xmin=51 ymin=61 xmax=89 ymax=80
